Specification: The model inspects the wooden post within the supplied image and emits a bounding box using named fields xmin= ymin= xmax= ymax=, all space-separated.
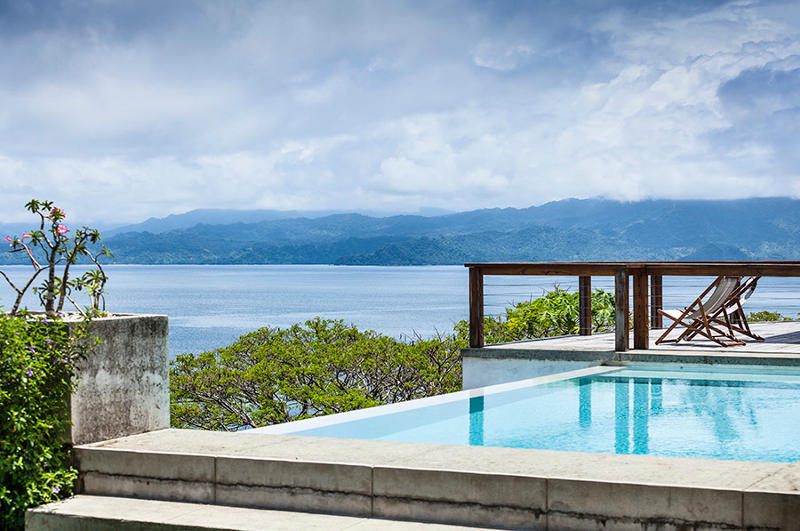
xmin=632 ymin=271 xmax=649 ymax=350
xmin=469 ymin=267 xmax=484 ymax=348
xmin=650 ymin=275 xmax=663 ymax=329
xmin=615 ymin=268 xmax=629 ymax=352
xmin=579 ymin=276 xmax=592 ymax=335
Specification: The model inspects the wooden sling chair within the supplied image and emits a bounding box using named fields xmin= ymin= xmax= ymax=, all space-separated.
xmin=683 ymin=276 xmax=764 ymax=343
xmin=655 ymin=276 xmax=745 ymax=347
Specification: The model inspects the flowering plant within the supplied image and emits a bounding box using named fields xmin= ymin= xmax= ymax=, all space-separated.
xmin=1 ymin=199 xmax=112 ymax=317
xmin=0 ymin=311 xmax=94 ymax=527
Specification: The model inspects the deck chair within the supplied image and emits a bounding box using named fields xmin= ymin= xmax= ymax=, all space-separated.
xmin=699 ymin=276 xmax=764 ymax=342
xmin=655 ymin=276 xmax=745 ymax=347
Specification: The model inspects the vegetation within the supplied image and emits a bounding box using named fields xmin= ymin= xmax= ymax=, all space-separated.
xmin=171 ymin=287 xmax=617 ymax=431
xmin=457 ymin=287 xmax=616 ymax=344
xmin=0 ymin=199 xmax=112 ymax=317
xmin=0 ymin=313 xmax=96 ymax=529
xmin=170 ymin=318 xmax=463 ymax=430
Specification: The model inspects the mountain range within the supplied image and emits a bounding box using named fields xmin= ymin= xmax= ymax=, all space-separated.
xmin=2 ymin=198 xmax=800 ymax=265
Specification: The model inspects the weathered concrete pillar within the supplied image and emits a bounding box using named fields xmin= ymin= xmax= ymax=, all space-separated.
xmin=68 ymin=314 xmax=169 ymax=445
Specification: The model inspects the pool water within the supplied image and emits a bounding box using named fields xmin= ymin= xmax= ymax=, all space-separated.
xmin=277 ymin=367 xmax=800 ymax=462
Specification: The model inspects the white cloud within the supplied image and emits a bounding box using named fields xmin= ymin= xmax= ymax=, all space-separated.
xmin=0 ymin=0 xmax=799 ymax=225
xmin=472 ymin=41 xmax=533 ymax=72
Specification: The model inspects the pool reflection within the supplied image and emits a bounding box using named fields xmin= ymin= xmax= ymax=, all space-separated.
xmin=469 ymin=396 xmax=485 ymax=446
xmin=606 ymin=378 xmax=661 ymax=455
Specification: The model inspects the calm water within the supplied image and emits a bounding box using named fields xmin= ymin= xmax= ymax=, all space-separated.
xmin=286 ymin=366 xmax=800 ymax=462
xmin=1 ymin=265 xmax=799 ymax=357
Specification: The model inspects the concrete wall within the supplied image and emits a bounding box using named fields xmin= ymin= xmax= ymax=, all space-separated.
xmin=462 ymin=357 xmax=597 ymax=389
xmin=69 ymin=314 xmax=169 ymax=445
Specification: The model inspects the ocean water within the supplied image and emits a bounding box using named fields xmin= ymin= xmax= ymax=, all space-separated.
xmin=1 ymin=264 xmax=799 ymax=357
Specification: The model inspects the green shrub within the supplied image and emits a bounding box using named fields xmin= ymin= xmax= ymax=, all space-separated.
xmin=454 ymin=286 xmax=616 ymax=344
xmin=170 ymin=318 xmax=462 ymax=431
xmin=0 ymin=312 xmax=94 ymax=529
xmin=747 ymin=310 xmax=795 ymax=322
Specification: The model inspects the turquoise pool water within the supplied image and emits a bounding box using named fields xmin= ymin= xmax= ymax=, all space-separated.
xmin=284 ymin=367 xmax=800 ymax=462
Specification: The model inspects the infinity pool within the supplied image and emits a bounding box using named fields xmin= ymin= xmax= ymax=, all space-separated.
xmin=255 ymin=365 xmax=800 ymax=462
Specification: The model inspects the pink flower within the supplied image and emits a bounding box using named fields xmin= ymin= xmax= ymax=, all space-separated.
xmin=57 ymin=225 xmax=68 ymax=235
xmin=3 ymin=233 xmax=29 ymax=244
xmin=50 ymin=207 xmax=64 ymax=217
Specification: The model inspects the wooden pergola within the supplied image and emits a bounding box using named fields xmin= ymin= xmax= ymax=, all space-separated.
xmin=465 ymin=261 xmax=800 ymax=351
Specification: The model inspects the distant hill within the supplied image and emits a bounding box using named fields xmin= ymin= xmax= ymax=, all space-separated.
xmin=103 ymin=207 xmax=454 ymax=236
xmin=2 ymin=198 xmax=799 ymax=265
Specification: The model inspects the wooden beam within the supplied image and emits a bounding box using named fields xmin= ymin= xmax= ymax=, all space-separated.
xmin=644 ymin=263 xmax=800 ymax=277
xmin=463 ymin=261 xmax=800 ymax=278
xmin=632 ymin=271 xmax=649 ymax=350
xmin=615 ymin=268 xmax=629 ymax=352
xmin=579 ymin=276 xmax=592 ymax=335
xmin=474 ymin=264 xmax=620 ymax=276
xmin=468 ymin=267 xmax=484 ymax=348
xmin=650 ymin=275 xmax=663 ymax=329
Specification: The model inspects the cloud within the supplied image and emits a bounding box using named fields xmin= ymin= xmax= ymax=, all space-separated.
xmin=472 ymin=41 xmax=533 ymax=72
xmin=0 ymin=0 xmax=799 ymax=224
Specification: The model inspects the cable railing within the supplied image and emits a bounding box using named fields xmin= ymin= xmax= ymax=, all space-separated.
xmin=465 ymin=261 xmax=800 ymax=351
xmin=481 ymin=276 xmax=800 ymax=338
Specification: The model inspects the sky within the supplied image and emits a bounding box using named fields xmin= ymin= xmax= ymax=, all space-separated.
xmin=1 ymin=0 xmax=799 ymax=225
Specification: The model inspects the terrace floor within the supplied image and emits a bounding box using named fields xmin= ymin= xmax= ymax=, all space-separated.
xmin=464 ymin=320 xmax=800 ymax=364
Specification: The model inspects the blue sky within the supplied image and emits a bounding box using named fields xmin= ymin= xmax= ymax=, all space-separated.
xmin=1 ymin=0 xmax=799 ymax=224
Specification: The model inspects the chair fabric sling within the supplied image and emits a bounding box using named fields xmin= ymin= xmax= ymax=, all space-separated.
xmin=655 ymin=276 xmax=744 ymax=347
xmin=681 ymin=276 xmax=764 ymax=342
xmin=710 ymin=276 xmax=764 ymax=341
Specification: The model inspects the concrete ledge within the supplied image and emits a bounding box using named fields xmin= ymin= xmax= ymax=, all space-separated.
xmin=621 ymin=350 xmax=800 ymax=367
xmin=372 ymin=468 xmax=546 ymax=528
xmin=27 ymin=495 xmax=494 ymax=530
xmin=743 ymin=462 xmax=800 ymax=531
xmin=215 ymin=457 xmax=373 ymax=516
xmin=71 ymin=429 xmax=800 ymax=529
xmin=547 ymin=478 xmax=741 ymax=529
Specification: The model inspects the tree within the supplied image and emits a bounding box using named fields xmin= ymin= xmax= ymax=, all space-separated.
xmin=170 ymin=318 xmax=462 ymax=431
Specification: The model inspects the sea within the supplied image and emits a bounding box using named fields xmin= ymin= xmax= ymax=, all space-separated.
xmin=1 ymin=264 xmax=799 ymax=358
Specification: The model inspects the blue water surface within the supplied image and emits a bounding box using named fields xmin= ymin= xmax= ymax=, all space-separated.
xmin=2 ymin=265 xmax=799 ymax=357
xmin=293 ymin=367 xmax=800 ymax=462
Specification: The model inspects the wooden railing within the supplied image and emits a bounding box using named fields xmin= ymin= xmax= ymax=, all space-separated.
xmin=465 ymin=261 xmax=800 ymax=351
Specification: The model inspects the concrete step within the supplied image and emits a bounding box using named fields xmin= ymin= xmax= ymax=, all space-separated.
xmin=27 ymin=495 xmax=497 ymax=530
xmin=72 ymin=429 xmax=550 ymax=529
xmin=67 ymin=429 xmax=800 ymax=530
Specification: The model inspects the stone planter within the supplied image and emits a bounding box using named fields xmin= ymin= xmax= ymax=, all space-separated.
xmin=68 ymin=314 xmax=169 ymax=445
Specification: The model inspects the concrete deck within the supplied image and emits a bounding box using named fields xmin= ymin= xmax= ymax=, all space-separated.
xmin=47 ymin=428 xmax=800 ymax=530
xmin=464 ymin=320 xmax=800 ymax=362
